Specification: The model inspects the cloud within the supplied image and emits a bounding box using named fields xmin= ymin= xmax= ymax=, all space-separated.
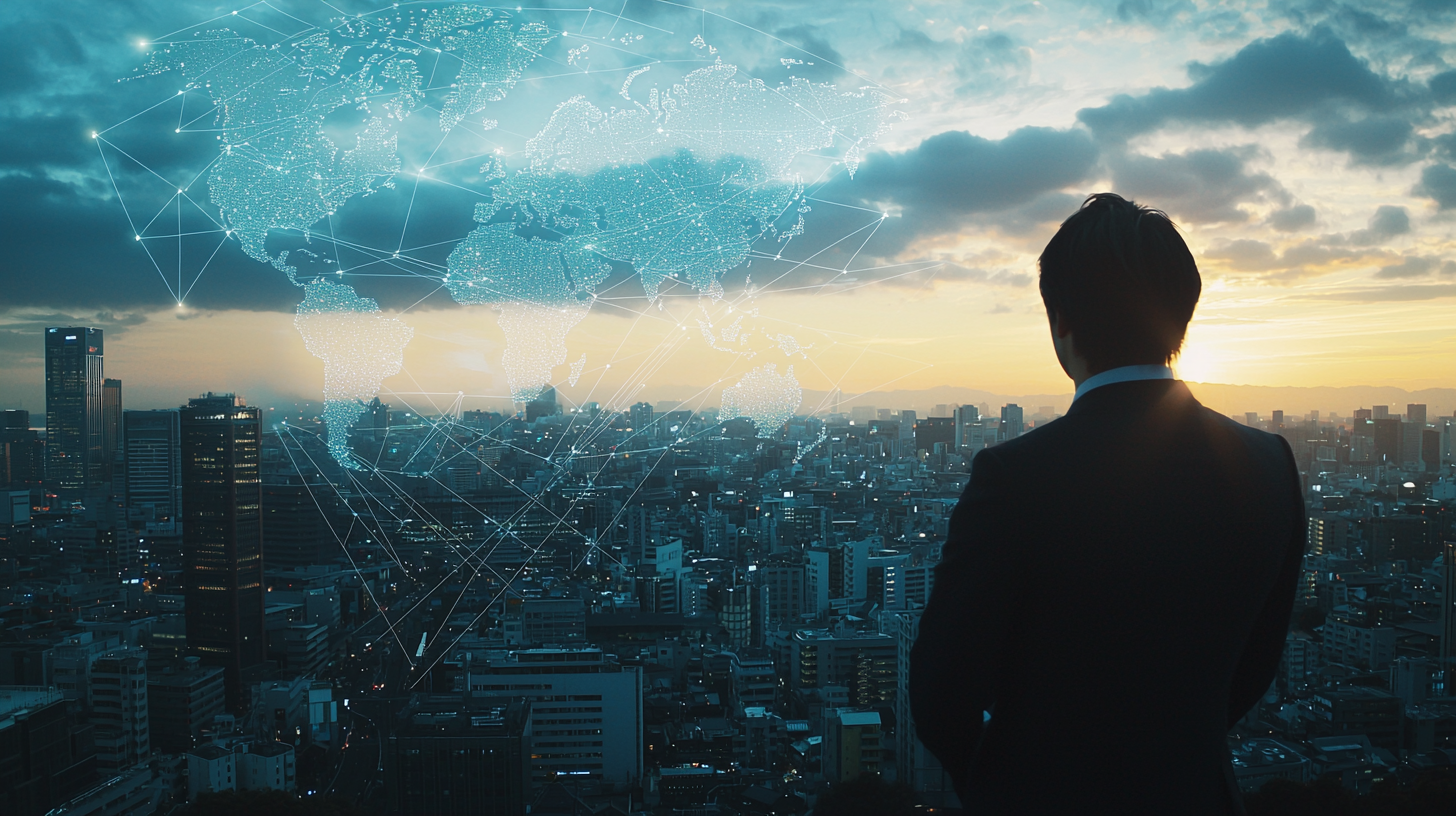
xmin=845 ymin=126 xmax=1099 ymax=219
xmin=1349 ymin=205 xmax=1410 ymax=244
xmin=1412 ymin=163 xmax=1456 ymax=208
xmin=1077 ymin=30 xmax=1404 ymax=141
xmin=1375 ymin=255 xmax=1439 ymax=278
xmin=1431 ymin=69 xmax=1456 ymax=105
xmin=1320 ymin=283 xmax=1456 ymax=301
xmin=1115 ymin=0 xmax=1197 ymax=25
xmin=954 ymin=30 xmax=1032 ymax=98
xmin=778 ymin=127 xmax=1098 ymax=278
xmin=1300 ymin=114 xmax=1416 ymax=165
xmin=1108 ymin=146 xmax=1286 ymax=223
xmin=752 ymin=24 xmax=849 ymax=83
xmin=1267 ymin=204 xmax=1317 ymax=232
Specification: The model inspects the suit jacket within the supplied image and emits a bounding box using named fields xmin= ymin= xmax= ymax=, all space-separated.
xmin=909 ymin=379 xmax=1305 ymax=815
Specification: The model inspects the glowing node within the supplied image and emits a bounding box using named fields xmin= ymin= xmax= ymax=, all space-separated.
xmin=91 ymin=132 xmax=97 ymax=139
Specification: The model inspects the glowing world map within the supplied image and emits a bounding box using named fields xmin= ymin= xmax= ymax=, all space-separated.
xmin=101 ymin=2 xmax=902 ymax=463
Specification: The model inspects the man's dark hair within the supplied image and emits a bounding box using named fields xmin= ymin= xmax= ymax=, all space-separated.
xmin=1038 ymin=193 xmax=1201 ymax=373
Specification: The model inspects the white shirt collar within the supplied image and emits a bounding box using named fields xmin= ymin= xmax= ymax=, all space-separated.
xmin=1072 ymin=364 xmax=1175 ymax=402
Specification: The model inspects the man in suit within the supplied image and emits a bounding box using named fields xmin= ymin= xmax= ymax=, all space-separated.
xmin=909 ymin=193 xmax=1305 ymax=815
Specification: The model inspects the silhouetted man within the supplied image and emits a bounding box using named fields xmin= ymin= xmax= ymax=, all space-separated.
xmin=910 ymin=193 xmax=1305 ymax=815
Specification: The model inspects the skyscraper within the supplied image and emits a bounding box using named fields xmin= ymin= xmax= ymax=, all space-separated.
xmin=124 ymin=409 xmax=182 ymax=522
xmin=1407 ymin=404 xmax=1427 ymax=426
xmin=102 ymin=378 xmax=122 ymax=483
xmin=2 ymin=410 xmax=44 ymax=488
xmin=44 ymin=327 xmax=104 ymax=490
xmin=181 ymin=393 xmax=265 ymax=714
xmin=1000 ymin=403 xmax=1024 ymax=442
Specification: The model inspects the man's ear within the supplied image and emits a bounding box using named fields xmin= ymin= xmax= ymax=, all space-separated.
xmin=1047 ymin=307 xmax=1073 ymax=339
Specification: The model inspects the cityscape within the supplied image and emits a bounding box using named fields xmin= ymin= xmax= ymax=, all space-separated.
xmin=4 ymin=0 xmax=1456 ymax=813
xmin=0 ymin=326 xmax=1453 ymax=815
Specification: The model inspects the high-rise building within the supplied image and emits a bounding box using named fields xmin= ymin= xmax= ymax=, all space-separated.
xmin=525 ymin=387 xmax=560 ymax=423
xmin=385 ymin=697 xmax=531 ymax=816
xmin=1272 ymin=410 xmax=1284 ymax=428
xmin=1000 ymin=404 xmax=1024 ymax=442
xmin=181 ymin=393 xmax=265 ymax=714
xmin=1373 ymin=405 xmax=1390 ymax=419
xmin=102 ymin=378 xmax=122 ymax=483
xmin=1370 ymin=418 xmax=1402 ymax=464
xmin=914 ymin=417 xmax=955 ymax=454
xmin=89 ymin=647 xmax=150 ymax=773
xmin=629 ymin=401 xmax=654 ymax=432
xmin=1407 ymin=404 xmax=1427 ymax=426
xmin=2 ymin=410 xmax=44 ymax=488
xmin=148 ymin=657 xmax=227 ymax=754
xmin=463 ymin=647 xmax=642 ymax=788
xmin=0 ymin=686 xmax=99 ymax=815
xmin=45 ymin=327 xmax=105 ymax=490
xmin=123 ymin=410 xmax=182 ymax=522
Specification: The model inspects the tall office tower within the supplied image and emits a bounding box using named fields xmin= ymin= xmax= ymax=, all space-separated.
xmin=1408 ymin=404 xmax=1427 ymax=426
xmin=2 ymin=409 xmax=45 ymax=487
xmin=524 ymin=386 xmax=560 ymax=423
xmin=1244 ymin=412 xmax=1259 ymax=427
xmin=101 ymin=378 xmax=122 ymax=483
xmin=1272 ymin=410 xmax=1284 ymax=428
xmin=629 ymin=400 xmax=654 ymax=432
xmin=953 ymin=404 xmax=979 ymax=451
xmin=1000 ymin=404 xmax=1024 ymax=442
xmin=262 ymin=474 xmax=339 ymax=573
xmin=45 ymin=327 xmax=105 ymax=490
xmin=181 ymin=393 xmax=265 ymax=714
xmin=1370 ymin=418 xmax=1403 ymax=464
xmin=1354 ymin=408 xmax=1373 ymax=421
xmin=1373 ymin=405 xmax=1390 ymax=419
xmin=124 ymin=410 xmax=182 ymax=522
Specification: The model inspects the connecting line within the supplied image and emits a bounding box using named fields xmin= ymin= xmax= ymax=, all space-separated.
xmin=278 ymin=424 xmax=416 ymax=663
xmin=96 ymin=140 xmax=179 ymax=302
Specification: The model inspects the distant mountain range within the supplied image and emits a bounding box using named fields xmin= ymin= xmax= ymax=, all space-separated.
xmin=794 ymin=383 xmax=1456 ymax=420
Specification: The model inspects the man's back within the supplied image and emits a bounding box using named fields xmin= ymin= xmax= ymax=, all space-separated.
xmin=910 ymin=378 xmax=1304 ymax=815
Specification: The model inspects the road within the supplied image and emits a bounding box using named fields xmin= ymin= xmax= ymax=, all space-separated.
xmin=323 ymin=591 xmax=425 ymax=808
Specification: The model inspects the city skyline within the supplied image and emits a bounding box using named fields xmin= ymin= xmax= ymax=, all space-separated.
xmin=1 ymin=0 xmax=1454 ymax=420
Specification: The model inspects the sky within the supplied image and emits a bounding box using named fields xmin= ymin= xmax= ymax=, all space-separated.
xmin=1 ymin=0 xmax=1454 ymax=419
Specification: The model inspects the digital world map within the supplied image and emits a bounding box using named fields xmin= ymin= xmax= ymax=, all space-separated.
xmin=99 ymin=2 xmax=902 ymax=465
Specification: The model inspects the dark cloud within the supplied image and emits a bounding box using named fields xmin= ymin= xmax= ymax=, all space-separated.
xmin=1077 ymin=30 xmax=1408 ymax=142
xmin=1109 ymin=146 xmax=1286 ymax=224
xmin=1300 ymin=114 xmax=1415 ymax=165
xmin=752 ymin=24 xmax=848 ymax=84
xmin=1434 ymin=133 xmax=1456 ymax=161
xmin=0 ymin=171 xmax=304 ymax=313
xmin=846 ymin=127 xmax=1099 ymax=218
xmin=1349 ymin=205 xmax=1410 ymax=244
xmin=787 ymin=127 xmax=1097 ymax=270
xmin=1267 ymin=204 xmax=1317 ymax=231
xmin=1430 ymin=70 xmax=1456 ymax=105
xmin=1413 ymin=163 xmax=1456 ymax=208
